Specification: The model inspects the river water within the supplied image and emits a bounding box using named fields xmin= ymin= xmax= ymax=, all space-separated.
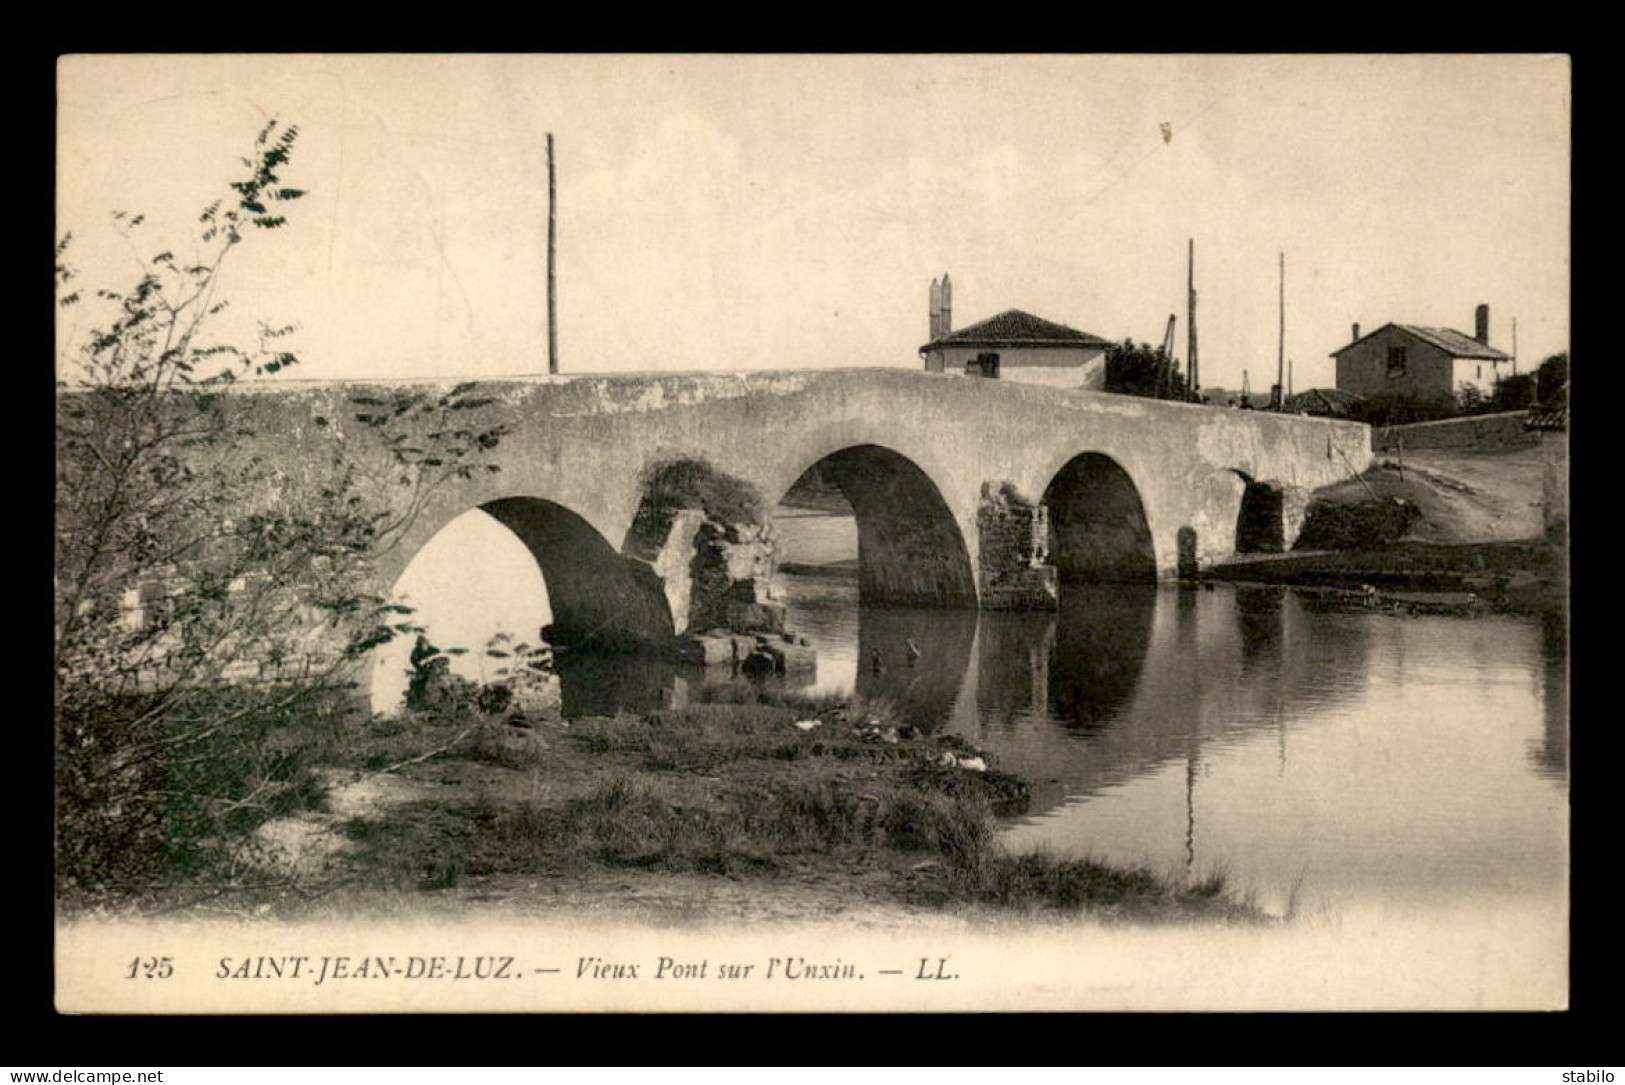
xmin=687 ymin=509 xmax=1568 ymax=921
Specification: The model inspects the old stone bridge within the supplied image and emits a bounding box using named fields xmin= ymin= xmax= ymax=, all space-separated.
xmin=245 ymin=368 xmax=1369 ymax=649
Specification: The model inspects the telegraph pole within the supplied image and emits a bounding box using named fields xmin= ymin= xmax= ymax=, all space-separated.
xmin=1187 ymin=239 xmax=1199 ymax=399
xmin=547 ymin=133 xmax=559 ymax=375
xmin=1276 ymin=251 xmax=1286 ymax=409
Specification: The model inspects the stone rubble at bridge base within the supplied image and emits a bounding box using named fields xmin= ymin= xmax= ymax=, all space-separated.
xmin=675 ymin=630 xmax=817 ymax=677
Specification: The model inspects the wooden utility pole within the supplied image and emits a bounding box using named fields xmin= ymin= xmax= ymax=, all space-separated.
xmin=1276 ymin=251 xmax=1286 ymax=410
xmin=1161 ymin=313 xmax=1178 ymax=399
xmin=1187 ymin=239 xmax=1199 ymax=398
xmin=547 ymin=132 xmax=559 ymax=375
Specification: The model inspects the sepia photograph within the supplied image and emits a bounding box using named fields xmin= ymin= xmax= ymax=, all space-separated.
xmin=53 ymin=53 xmax=1570 ymax=1013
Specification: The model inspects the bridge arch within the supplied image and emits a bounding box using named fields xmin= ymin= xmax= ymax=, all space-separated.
xmin=369 ymin=495 xmax=675 ymax=714
xmin=1041 ymin=452 xmax=1157 ymax=584
xmin=481 ymin=496 xmax=676 ymax=647
xmin=777 ymin=443 xmax=976 ymax=608
xmin=1229 ymin=469 xmax=1287 ymax=555
xmin=1181 ymin=466 xmax=1292 ymax=572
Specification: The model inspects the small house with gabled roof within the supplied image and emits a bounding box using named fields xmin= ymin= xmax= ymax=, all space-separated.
xmin=919 ymin=276 xmax=1114 ymax=389
xmin=1332 ymin=304 xmax=1513 ymax=406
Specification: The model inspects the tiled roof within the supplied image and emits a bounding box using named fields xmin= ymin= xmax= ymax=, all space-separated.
xmin=1284 ymin=387 xmax=1364 ymax=417
xmin=1331 ymin=323 xmax=1512 ymax=361
xmin=920 ymin=309 xmax=1114 ymax=352
xmin=1398 ymin=325 xmax=1513 ymax=360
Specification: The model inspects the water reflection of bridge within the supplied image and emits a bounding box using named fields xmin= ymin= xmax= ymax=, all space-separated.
xmin=548 ymin=582 xmax=1385 ymax=822
xmin=849 ymin=585 xmax=1377 ymax=821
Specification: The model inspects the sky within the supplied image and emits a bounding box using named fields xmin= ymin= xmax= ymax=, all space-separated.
xmin=57 ymin=54 xmax=1570 ymax=395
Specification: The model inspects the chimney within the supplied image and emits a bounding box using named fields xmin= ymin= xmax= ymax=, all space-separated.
xmin=1475 ymin=304 xmax=1490 ymax=345
xmin=941 ymin=273 xmax=952 ymax=336
xmin=1351 ymin=322 xmax=1361 ymax=341
xmin=929 ymin=278 xmax=942 ymax=340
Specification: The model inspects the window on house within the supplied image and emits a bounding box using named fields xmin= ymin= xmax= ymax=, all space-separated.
xmin=1477 ymin=365 xmax=1483 ymax=380
xmin=1386 ymin=346 xmax=1407 ymax=379
xmin=969 ymin=352 xmax=1000 ymax=378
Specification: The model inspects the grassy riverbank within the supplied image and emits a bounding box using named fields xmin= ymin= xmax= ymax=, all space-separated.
xmin=330 ymin=690 xmax=1261 ymax=924
xmin=1206 ymin=539 xmax=1565 ymax=612
xmin=62 ymin=689 xmax=1266 ymax=926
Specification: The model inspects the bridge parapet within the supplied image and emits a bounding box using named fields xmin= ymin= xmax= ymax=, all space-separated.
xmin=214 ymin=368 xmax=1371 ymax=630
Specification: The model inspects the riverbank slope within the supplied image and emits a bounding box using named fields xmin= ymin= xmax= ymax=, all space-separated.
xmin=1210 ymin=436 xmax=1567 ymax=610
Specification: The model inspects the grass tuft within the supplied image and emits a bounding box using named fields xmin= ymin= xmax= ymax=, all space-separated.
xmin=914 ymin=846 xmax=1265 ymax=923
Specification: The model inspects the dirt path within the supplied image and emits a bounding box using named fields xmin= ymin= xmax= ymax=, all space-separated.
xmin=250 ymin=767 xmax=453 ymax=881
xmin=1307 ymin=443 xmax=1555 ymax=545
xmin=1396 ymin=446 xmax=1549 ymax=542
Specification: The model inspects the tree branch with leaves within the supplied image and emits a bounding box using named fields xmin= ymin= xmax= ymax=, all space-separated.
xmin=55 ymin=121 xmax=508 ymax=908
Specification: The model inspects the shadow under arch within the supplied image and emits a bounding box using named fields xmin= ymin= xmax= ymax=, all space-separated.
xmin=371 ymin=497 xmax=691 ymax=717
xmin=1229 ymin=468 xmax=1287 ymax=555
xmin=480 ymin=496 xmax=675 ymax=651
xmin=1042 ymin=452 xmax=1157 ymax=584
xmin=1184 ymin=467 xmax=1288 ymax=567
xmin=780 ymin=444 xmax=976 ymax=609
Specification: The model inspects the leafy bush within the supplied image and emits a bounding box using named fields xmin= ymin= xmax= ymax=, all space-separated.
xmin=55 ymin=687 xmax=361 ymax=906
xmin=1456 ymin=382 xmax=1495 ymax=415
xmin=1536 ymin=352 xmax=1568 ymax=405
xmin=1494 ymin=372 xmax=1537 ymax=412
xmin=54 ymin=122 xmax=508 ymax=909
xmin=1295 ymin=496 xmax=1421 ymax=551
xmin=639 ymin=457 xmax=766 ymax=525
xmin=1104 ymin=339 xmax=1191 ymax=401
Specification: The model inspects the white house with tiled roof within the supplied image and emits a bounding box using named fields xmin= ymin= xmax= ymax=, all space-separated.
xmin=1332 ymin=304 xmax=1513 ymax=406
xmin=918 ymin=276 xmax=1115 ymax=390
